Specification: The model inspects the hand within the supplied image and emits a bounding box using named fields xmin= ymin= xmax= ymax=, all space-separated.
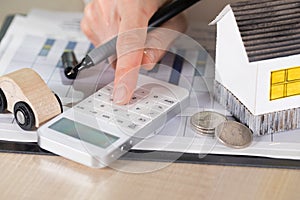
xmin=81 ymin=0 xmax=187 ymax=104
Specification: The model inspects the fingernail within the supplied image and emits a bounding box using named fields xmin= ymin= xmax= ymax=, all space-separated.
xmin=113 ymin=84 xmax=128 ymax=104
xmin=144 ymin=48 xmax=156 ymax=63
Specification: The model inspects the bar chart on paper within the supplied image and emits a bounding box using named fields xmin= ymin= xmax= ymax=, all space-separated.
xmin=0 ymin=11 xmax=300 ymax=162
xmin=0 ymin=31 xmax=216 ymax=144
xmin=6 ymin=36 xmax=90 ymax=95
xmin=0 ymin=34 xmax=97 ymax=139
xmin=1 ymin=33 xmax=300 ymax=161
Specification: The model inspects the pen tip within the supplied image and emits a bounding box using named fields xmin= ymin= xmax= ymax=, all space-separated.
xmin=63 ymin=57 xmax=85 ymax=79
xmin=64 ymin=66 xmax=78 ymax=79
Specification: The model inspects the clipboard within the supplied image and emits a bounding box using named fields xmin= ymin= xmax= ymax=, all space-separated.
xmin=0 ymin=15 xmax=300 ymax=169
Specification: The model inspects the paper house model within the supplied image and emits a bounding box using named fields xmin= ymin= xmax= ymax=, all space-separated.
xmin=211 ymin=0 xmax=300 ymax=135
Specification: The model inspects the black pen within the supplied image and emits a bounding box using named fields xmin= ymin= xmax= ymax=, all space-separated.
xmin=65 ymin=0 xmax=201 ymax=79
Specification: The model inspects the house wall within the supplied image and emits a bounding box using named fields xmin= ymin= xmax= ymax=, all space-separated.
xmin=256 ymin=56 xmax=300 ymax=115
xmin=215 ymin=9 xmax=258 ymax=113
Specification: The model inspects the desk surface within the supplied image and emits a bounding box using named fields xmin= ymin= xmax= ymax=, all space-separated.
xmin=0 ymin=153 xmax=300 ymax=200
xmin=0 ymin=0 xmax=300 ymax=199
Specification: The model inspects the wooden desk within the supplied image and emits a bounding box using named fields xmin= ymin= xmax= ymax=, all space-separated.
xmin=0 ymin=153 xmax=299 ymax=199
xmin=0 ymin=0 xmax=300 ymax=199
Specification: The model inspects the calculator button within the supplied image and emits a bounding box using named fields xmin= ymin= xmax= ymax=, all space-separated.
xmin=89 ymin=110 xmax=99 ymax=115
xmin=111 ymin=107 xmax=128 ymax=116
xmin=141 ymin=84 xmax=175 ymax=96
xmin=111 ymin=117 xmax=141 ymax=136
xmin=134 ymin=98 xmax=168 ymax=112
xmin=96 ymin=112 xmax=113 ymax=121
xmin=111 ymin=107 xmax=133 ymax=119
xmin=148 ymin=93 xmax=163 ymax=102
xmin=138 ymin=110 xmax=160 ymax=119
xmin=112 ymin=109 xmax=150 ymax=126
xmin=74 ymin=105 xmax=85 ymax=111
xmin=129 ymin=115 xmax=152 ymax=126
xmin=133 ymin=87 xmax=150 ymax=98
xmin=150 ymin=103 xmax=169 ymax=113
xmin=94 ymin=92 xmax=113 ymax=103
xmin=134 ymin=98 xmax=160 ymax=109
xmin=128 ymin=94 xmax=143 ymax=105
xmin=113 ymin=118 xmax=127 ymax=125
xmin=94 ymin=102 xmax=114 ymax=113
xmin=74 ymin=105 xmax=99 ymax=117
xmin=141 ymin=100 xmax=152 ymax=106
xmin=159 ymin=97 xmax=177 ymax=106
xmin=127 ymin=123 xmax=139 ymax=130
xmin=81 ymin=98 xmax=93 ymax=105
xmin=100 ymin=85 xmax=113 ymax=95
xmin=130 ymin=104 xmax=152 ymax=114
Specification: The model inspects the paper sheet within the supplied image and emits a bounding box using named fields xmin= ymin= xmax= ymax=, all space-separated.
xmin=0 ymin=9 xmax=299 ymax=160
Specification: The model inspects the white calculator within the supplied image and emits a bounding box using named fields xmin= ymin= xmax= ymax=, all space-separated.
xmin=38 ymin=75 xmax=189 ymax=168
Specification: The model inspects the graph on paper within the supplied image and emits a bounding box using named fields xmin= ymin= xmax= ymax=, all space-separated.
xmin=6 ymin=36 xmax=85 ymax=96
xmin=0 ymin=10 xmax=300 ymax=160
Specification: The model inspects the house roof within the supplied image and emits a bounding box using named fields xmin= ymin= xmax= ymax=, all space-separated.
xmin=230 ymin=0 xmax=300 ymax=62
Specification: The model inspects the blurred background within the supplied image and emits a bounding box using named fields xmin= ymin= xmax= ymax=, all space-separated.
xmin=0 ymin=0 xmax=246 ymax=57
xmin=0 ymin=0 xmax=244 ymax=25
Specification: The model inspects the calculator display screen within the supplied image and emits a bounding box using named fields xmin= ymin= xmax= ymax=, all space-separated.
xmin=49 ymin=118 xmax=119 ymax=149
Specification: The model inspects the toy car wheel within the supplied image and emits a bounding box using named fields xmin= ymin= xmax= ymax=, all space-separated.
xmin=0 ymin=89 xmax=7 ymax=113
xmin=14 ymin=101 xmax=35 ymax=130
xmin=54 ymin=93 xmax=63 ymax=113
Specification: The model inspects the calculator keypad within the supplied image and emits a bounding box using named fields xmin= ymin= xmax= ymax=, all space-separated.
xmin=74 ymin=84 xmax=178 ymax=135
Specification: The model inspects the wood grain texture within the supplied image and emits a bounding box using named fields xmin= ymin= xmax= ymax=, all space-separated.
xmin=0 ymin=153 xmax=299 ymax=200
xmin=0 ymin=1 xmax=300 ymax=199
xmin=0 ymin=68 xmax=61 ymax=126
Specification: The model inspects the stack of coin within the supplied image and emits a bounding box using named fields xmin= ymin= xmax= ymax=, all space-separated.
xmin=190 ymin=111 xmax=227 ymax=136
xmin=215 ymin=121 xmax=253 ymax=149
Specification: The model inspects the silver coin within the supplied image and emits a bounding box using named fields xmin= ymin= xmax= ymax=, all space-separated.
xmin=191 ymin=125 xmax=215 ymax=136
xmin=190 ymin=111 xmax=227 ymax=131
xmin=215 ymin=121 xmax=253 ymax=149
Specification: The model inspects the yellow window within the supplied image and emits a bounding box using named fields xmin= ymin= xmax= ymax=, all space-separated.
xmin=286 ymin=82 xmax=300 ymax=96
xmin=270 ymin=66 xmax=300 ymax=100
xmin=270 ymin=85 xmax=285 ymax=100
xmin=271 ymin=70 xmax=285 ymax=84
xmin=287 ymin=67 xmax=300 ymax=81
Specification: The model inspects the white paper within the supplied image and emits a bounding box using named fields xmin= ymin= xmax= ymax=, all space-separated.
xmin=0 ymin=9 xmax=299 ymax=161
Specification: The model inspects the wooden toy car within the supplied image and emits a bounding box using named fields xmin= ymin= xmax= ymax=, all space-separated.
xmin=0 ymin=68 xmax=62 ymax=130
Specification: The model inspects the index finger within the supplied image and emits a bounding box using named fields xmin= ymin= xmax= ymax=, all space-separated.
xmin=113 ymin=7 xmax=150 ymax=105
